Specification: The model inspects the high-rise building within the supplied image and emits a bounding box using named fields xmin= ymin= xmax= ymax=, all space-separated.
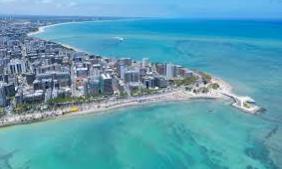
xmin=86 ymin=78 xmax=100 ymax=96
xmin=124 ymin=70 xmax=140 ymax=83
xmin=119 ymin=64 xmax=126 ymax=80
xmin=155 ymin=63 xmax=166 ymax=76
xmin=142 ymin=58 xmax=149 ymax=68
xmin=166 ymin=63 xmax=177 ymax=80
xmin=0 ymin=83 xmax=7 ymax=107
xmin=100 ymin=74 xmax=113 ymax=95
xmin=119 ymin=58 xmax=132 ymax=66
xmin=8 ymin=59 xmax=27 ymax=75
xmin=90 ymin=64 xmax=101 ymax=78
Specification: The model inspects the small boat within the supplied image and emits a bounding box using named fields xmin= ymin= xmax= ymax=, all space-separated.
xmin=113 ymin=36 xmax=125 ymax=41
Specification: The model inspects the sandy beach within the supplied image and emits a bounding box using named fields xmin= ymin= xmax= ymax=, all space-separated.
xmin=0 ymin=80 xmax=232 ymax=128
xmin=27 ymin=24 xmax=52 ymax=36
xmin=26 ymin=19 xmax=130 ymax=36
xmin=0 ymin=63 xmax=263 ymax=129
xmin=27 ymin=23 xmax=86 ymax=53
xmin=1 ymin=71 xmax=261 ymax=129
xmin=27 ymin=21 xmax=77 ymax=36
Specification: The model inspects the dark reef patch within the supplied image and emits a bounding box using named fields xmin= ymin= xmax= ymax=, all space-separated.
xmin=245 ymin=141 xmax=279 ymax=169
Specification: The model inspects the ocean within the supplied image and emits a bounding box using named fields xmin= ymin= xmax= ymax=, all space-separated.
xmin=0 ymin=19 xmax=282 ymax=169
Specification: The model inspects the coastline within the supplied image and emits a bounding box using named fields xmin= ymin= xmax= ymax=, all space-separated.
xmin=0 ymin=86 xmax=229 ymax=129
xmin=0 ymin=74 xmax=242 ymax=129
xmin=27 ymin=22 xmax=86 ymax=53
xmin=0 ymin=21 xmax=263 ymax=129
xmin=27 ymin=18 xmax=147 ymax=53
xmin=27 ymin=18 xmax=143 ymax=36
xmin=27 ymin=21 xmax=88 ymax=36
xmin=27 ymin=23 xmax=57 ymax=36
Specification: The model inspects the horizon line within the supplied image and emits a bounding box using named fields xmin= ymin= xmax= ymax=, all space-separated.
xmin=0 ymin=14 xmax=282 ymax=21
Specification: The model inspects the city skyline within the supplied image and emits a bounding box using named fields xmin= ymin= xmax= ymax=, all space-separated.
xmin=0 ymin=0 xmax=282 ymax=19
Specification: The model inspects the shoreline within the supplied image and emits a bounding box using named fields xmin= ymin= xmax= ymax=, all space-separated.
xmin=27 ymin=18 xmax=147 ymax=53
xmin=27 ymin=18 xmax=143 ymax=36
xmin=0 ymin=88 xmax=229 ymax=129
xmin=27 ymin=21 xmax=89 ymax=36
xmin=27 ymin=22 xmax=86 ymax=53
xmin=0 ymin=74 xmax=243 ymax=129
xmin=0 ymin=21 xmax=263 ymax=129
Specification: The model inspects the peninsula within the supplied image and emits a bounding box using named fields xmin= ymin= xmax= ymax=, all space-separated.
xmin=0 ymin=16 xmax=263 ymax=128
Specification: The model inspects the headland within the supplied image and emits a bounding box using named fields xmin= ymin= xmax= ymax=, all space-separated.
xmin=0 ymin=18 xmax=263 ymax=128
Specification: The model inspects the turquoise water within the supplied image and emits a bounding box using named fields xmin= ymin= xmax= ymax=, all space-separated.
xmin=1 ymin=19 xmax=282 ymax=169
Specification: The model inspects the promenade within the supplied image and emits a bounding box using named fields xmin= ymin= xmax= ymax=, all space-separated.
xmin=0 ymin=78 xmax=263 ymax=128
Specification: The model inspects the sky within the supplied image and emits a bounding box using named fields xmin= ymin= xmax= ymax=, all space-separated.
xmin=0 ymin=0 xmax=282 ymax=18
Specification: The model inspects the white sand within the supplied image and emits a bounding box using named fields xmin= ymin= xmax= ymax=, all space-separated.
xmin=0 ymin=85 xmax=230 ymax=128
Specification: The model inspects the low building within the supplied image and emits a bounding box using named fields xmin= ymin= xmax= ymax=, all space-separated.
xmin=57 ymin=87 xmax=72 ymax=98
xmin=76 ymin=67 xmax=89 ymax=77
xmin=0 ymin=74 xmax=8 ymax=83
xmin=23 ymin=90 xmax=44 ymax=104
xmin=36 ymin=72 xmax=71 ymax=88
xmin=33 ymin=79 xmax=54 ymax=90
xmin=155 ymin=76 xmax=168 ymax=88
xmin=119 ymin=58 xmax=132 ymax=66
xmin=4 ymin=83 xmax=16 ymax=97
xmin=25 ymin=73 xmax=36 ymax=85
xmin=143 ymin=76 xmax=155 ymax=89
xmin=129 ymin=82 xmax=141 ymax=91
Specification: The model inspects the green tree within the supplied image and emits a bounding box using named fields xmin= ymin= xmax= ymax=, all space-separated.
xmin=0 ymin=108 xmax=5 ymax=117
xmin=199 ymin=72 xmax=212 ymax=83
xmin=14 ymin=104 xmax=33 ymax=114
xmin=209 ymin=83 xmax=220 ymax=90
xmin=174 ymin=76 xmax=198 ymax=86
